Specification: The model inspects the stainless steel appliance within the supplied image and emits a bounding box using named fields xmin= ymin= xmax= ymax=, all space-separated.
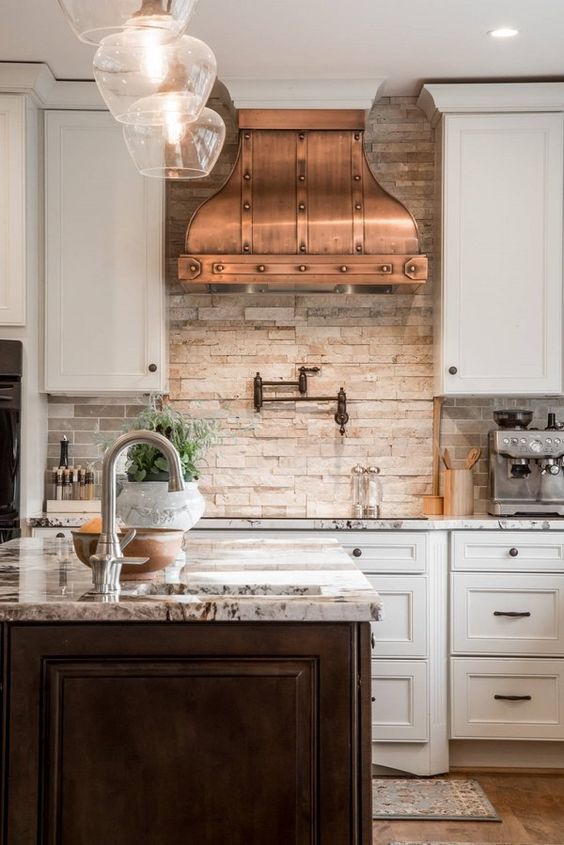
xmin=488 ymin=410 xmax=564 ymax=515
xmin=0 ymin=341 xmax=22 ymax=541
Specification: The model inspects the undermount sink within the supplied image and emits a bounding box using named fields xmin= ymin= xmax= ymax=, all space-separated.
xmin=130 ymin=582 xmax=325 ymax=597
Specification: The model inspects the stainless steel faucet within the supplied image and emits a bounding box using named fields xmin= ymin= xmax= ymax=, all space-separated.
xmin=89 ymin=430 xmax=184 ymax=594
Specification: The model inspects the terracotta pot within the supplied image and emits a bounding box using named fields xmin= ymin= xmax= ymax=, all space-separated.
xmin=72 ymin=528 xmax=184 ymax=581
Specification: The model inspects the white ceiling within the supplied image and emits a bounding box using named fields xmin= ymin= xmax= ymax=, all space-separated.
xmin=1 ymin=0 xmax=563 ymax=96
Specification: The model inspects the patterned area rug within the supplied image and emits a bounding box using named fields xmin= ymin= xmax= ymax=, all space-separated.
xmin=373 ymin=778 xmax=500 ymax=820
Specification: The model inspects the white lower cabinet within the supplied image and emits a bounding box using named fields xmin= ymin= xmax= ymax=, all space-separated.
xmin=450 ymin=530 xmax=564 ymax=750
xmin=44 ymin=111 xmax=166 ymax=394
xmin=361 ymin=532 xmax=448 ymax=775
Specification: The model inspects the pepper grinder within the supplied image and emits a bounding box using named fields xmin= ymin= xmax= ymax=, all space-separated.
xmin=351 ymin=465 xmax=365 ymax=518
xmin=363 ymin=467 xmax=381 ymax=518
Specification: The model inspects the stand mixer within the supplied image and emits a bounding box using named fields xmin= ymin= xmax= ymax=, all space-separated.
xmin=488 ymin=410 xmax=564 ymax=516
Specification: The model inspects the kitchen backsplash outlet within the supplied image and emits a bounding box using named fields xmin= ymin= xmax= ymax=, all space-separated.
xmin=46 ymin=95 xmax=549 ymax=518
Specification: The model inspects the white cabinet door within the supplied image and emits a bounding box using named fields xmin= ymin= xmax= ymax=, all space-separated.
xmin=45 ymin=111 xmax=165 ymax=394
xmin=0 ymin=95 xmax=25 ymax=325
xmin=438 ymin=112 xmax=563 ymax=395
xmin=371 ymin=660 xmax=428 ymax=742
xmin=365 ymin=574 xmax=428 ymax=657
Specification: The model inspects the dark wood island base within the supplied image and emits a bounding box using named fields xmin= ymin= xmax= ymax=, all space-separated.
xmin=3 ymin=621 xmax=373 ymax=844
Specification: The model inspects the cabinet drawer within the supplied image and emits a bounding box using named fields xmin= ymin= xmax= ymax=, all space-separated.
xmin=452 ymin=573 xmax=564 ymax=655
xmin=366 ymin=575 xmax=427 ymax=657
xmin=371 ymin=660 xmax=428 ymax=742
xmin=452 ymin=531 xmax=564 ymax=571
xmin=31 ymin=528 xmax=74 ymax=540
xmin=343 ymin=532 xmax=427 ymax=573
xmin=451 ymin=657 xmax=564 ymax=739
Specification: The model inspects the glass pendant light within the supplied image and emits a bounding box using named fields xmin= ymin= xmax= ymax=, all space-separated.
xmin=58 ymin=0 xmax=199 ymax=46
xmin=123 ymin=107 xmax=226 ymax=178
xmin=93 ymin=32 xmax=217 ymax=125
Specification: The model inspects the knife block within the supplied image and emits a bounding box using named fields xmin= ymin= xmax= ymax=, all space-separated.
xmin=443 ymin=469 xmax=474 ymax=516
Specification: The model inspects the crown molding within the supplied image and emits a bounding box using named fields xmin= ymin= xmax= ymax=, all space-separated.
xmin=0 ymin=62 xmax=104 ymax=109
xmin=223 ymin=77 xmax=385 ymax=110
xmin=418 ymin=82 xmax=564 ymax=127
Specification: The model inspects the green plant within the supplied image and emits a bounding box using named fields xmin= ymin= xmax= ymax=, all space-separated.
xmin=122 ymin=399 xmax=220 ymax=482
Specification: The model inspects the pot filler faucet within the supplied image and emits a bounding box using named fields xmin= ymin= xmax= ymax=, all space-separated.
xmin=89 ymin=430 xmax=184 ymax=595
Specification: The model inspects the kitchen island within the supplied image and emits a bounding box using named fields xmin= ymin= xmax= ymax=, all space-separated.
xmin=0 ymin=536 xmax=381 ymax=845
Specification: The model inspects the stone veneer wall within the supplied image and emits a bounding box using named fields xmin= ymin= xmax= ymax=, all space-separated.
xmin=48 ymin=94 xmax=563 ymax=517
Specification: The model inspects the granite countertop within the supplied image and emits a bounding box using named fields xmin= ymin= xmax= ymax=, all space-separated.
xmin=27 ymin=514 xmax=564 ymax=531
xmin=0 ymin=537 xmax=382 ymax=623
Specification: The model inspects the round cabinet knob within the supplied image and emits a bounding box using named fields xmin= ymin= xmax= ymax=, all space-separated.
xmin=448 ymin=366 xmax=458 ymax=375
xmin=371 ymin=696 xmax=376 ymax=702
xmin=509 ymin=547 xmax=519 ymax=557
xmin=352 ymin=547 xmax=362 ymax=558
xmin=56 ymin=532 xmax=65 ymax=538
xmin=148 ymin=363 xmax=158 ymax=373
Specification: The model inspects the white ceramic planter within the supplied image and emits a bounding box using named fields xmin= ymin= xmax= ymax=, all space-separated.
xmin=116 ymin=480 xmax=206 ymax=531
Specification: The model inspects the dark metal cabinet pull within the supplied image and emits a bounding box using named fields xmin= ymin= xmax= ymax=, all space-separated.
xmin=494 ymin=694 xmax=532 ymax=701
xmin=448 ymin=366 xmax=458 ymax=375
xmin=371 ymin=633 xmax=376 ymax=649
xmin=509 ymin=547 xmax=519 ymax=557
xmin=352 ymin=548 xmax=362 ymax=558
xmin=493 ymin=611 xmax=531 ymax=618
xmin=56 ymin=532 xmax=65 ymax=539
xmin=148 ymin=363 xmax=158 ymax=373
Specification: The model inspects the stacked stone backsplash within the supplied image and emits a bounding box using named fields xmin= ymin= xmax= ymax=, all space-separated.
xmin=47 ymin=93 xmax=558 ymax=518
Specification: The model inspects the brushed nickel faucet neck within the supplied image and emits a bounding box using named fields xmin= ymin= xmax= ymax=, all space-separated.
xmin=90 ymin=429 xmax=184 ymax=594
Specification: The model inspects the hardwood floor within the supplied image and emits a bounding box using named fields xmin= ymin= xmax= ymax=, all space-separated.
xmin=372 ymin=772 xmax=564 ymax=845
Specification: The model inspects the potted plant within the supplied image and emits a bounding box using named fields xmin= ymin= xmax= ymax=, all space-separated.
xmin=115 ymin=398 xmax=220 ymax=531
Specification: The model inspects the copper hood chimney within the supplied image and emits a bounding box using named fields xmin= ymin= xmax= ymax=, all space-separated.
xmin=178 ymin=109 xmax=427 ymax=292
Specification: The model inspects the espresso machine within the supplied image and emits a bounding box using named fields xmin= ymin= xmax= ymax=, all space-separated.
xmin=488 ymin=410 xmax=564 ymax=516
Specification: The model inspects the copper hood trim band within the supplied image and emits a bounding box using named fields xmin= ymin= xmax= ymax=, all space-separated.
xmin=238 ymin=108 xmax=366 ymax=130
xmin=179 ymin=254 xmax=427 ymax=285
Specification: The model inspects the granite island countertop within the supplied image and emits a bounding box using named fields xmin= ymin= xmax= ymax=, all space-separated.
xmin=0 ymin=536 xmax=382 ymax=623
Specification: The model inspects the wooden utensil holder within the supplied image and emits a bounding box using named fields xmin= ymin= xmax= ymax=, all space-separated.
xmin=444 ymin=469 xmax=474 ymax=516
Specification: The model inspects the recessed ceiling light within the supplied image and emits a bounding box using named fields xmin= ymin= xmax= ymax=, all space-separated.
xmin=488 ymin=27 xmax=519 ymax=38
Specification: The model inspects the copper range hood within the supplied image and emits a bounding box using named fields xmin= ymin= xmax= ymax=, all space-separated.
xmin=178 ymin=109 xmax=428 ymax=293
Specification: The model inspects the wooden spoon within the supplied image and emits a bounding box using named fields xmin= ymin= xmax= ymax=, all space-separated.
xmin=465 ymin=447 xmax=481 ymax=470
xmin=442 ymin=448 xmax=452 ymax=470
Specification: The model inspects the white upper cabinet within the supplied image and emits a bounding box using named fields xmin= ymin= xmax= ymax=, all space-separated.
xmin=44 ymin=111 xmax=166 ymax=394
xmin=0 ymin=95 xmax=26 ymax=326
xmin=427 ymin=96 xmax=564 ymax=396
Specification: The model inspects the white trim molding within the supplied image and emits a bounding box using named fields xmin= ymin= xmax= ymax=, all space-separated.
xmin=418 ymin=82 xmax=564 ymax=127
xmin=222 ymin=77 xmax=385 ymax=110
xmin=0 ymin=63 xmax=104 ymax=109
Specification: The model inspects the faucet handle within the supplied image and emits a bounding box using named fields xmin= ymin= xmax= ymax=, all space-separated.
xmin=118 ymin=556 xmax=149 ymax=566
